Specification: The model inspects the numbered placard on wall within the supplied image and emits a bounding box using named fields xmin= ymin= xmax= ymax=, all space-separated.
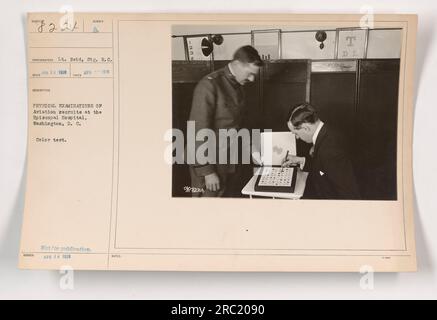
xmin=337 ymin=28 xmax=367 ymax=59
xmin=186 ymin=37 xmax=210 ymax=61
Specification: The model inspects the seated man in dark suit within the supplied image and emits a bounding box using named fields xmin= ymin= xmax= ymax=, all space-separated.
xmin=282 ymin=103 xmax=360 ymax=200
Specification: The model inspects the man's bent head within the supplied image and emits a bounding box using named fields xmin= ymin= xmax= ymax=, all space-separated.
xmin=287 ymin=103 xmax=320 ymax=144
xmin=230 ymin=45 xmax=263 ymax=85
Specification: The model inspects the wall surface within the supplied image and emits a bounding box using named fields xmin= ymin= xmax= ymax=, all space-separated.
xmin=171 ymin=26 xmax=401 ymax=60
xmin=0 ymin=0 xmax=436 ymax=300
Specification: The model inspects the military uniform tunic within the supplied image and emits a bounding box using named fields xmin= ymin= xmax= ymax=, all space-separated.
xmin=188 ymin=64 xmax=246 ymax=196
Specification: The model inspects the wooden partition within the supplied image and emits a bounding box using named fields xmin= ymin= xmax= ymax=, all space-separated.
xmin=309 ymin=59 xmax=399 ymax=200
xmin=310 ymin=60 xmax=358 ymax=152
xmin=262 ymin=60 xmax=310 ymax=131
xmin=355 ymin=59 xmax=400 ymax=200
xmin=172 ymin=61 xmax=211 ymax=197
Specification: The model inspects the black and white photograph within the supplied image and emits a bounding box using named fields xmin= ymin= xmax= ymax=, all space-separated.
xmin=171 ymin=25 xmax=401 ymax=200
xmin=2 ymin=1 xmax=430 ymax=296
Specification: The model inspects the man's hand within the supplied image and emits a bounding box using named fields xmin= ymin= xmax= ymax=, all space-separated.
xmin=281 ymin=155 xmax=305 ymax=168
xmin=205 ymin=172 xmax=220 ymax=192
xmin=251 ymin=151 xmax=263 ymax=166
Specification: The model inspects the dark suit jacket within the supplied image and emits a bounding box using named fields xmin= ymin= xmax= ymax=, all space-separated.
xmin=303 ymin=125 xmax=360 ymax=200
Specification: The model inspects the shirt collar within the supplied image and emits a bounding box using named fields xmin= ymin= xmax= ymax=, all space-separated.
xmin=228 ymin=63 xmax=236 ymax=77
xmin=312 ymin=121 xmax=324 ymax=145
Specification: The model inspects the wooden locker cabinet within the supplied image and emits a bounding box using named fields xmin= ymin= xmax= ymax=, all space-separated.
xmin=309 ymin=60 xmax=358 ymax=153
xmin=355 ymin=59 xmax=400 ymax=200
xmin=172 ymin=61 xmax=211 ymax=197
xmin=261 ymin=60 xmax=309 ymax=132
xmin=309 ymin=59 xmax=399 ymax=200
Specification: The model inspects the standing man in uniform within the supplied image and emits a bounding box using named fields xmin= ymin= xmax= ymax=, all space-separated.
xmin=187 ymin=45 xmax=263 ymax=197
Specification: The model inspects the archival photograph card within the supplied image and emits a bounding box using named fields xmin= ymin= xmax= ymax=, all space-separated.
xmin=19 ymin=13 xmax=417 ymax=271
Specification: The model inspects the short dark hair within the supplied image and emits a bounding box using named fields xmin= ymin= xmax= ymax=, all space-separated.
xmin=233 ymin=45 xmax=264 ymax=67
xmin=288 ymin=103 xmax=319 ymax=128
